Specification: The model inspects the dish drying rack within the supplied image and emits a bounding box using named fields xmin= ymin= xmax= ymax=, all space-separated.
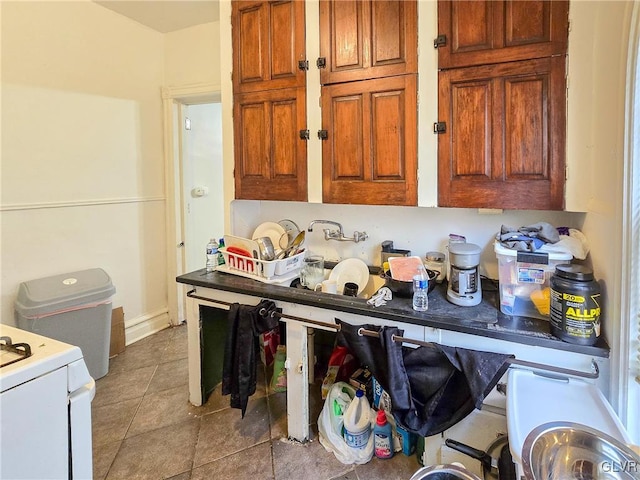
xmin=218 ymin=246 xmax=305 ymax=285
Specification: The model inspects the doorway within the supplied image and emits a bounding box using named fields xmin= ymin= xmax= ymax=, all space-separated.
xmin=162 ymin=85 xmax=224 ymax=325
xmin=181 ymin=102 xmax=224 ymax=273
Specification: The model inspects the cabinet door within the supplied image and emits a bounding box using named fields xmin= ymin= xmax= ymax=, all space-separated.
xmin=232 ymin=0 xmax=306 ymax=94
xmin=321 ymin=75 xmax=417 ymax=206
xmin=234 ymin=87 xmax=307 ymax=201
xmin=319 ymin=0 xmax=417 ymax=85
xmin=437 ymin=0 xmax=568 ymax=69
xmin=437 ymin=57 xmax=565 ymax=210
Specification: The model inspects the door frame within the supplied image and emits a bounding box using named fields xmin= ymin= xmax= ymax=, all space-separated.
xmin=162 ymin=83 xmax=222 ymax=326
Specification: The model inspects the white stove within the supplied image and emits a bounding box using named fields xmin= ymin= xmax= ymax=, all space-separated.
xmin=0 ymin=324 xmax=95 ymax=479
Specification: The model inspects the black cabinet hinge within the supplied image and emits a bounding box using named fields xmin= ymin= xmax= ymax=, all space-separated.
xmin=316 ymin=57 xmax=327 ymax=69
xmin=298 ymin=60 xmax=309 ymax=71
xmin=299 ymin=129 xmax=310 ymax=140
xmin=433 ymin=122 xmax=446 ymax=134
xmin=317 ymin=129 xmax=328 ymax=140
xmin=434 ymin=35 xmax=447 ymax=48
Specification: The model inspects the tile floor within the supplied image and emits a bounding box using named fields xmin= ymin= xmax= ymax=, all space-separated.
xmin=92 ymin=323 xmax=423 ymax=479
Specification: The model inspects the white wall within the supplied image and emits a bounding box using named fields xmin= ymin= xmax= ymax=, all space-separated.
xmin=164 ymin=21 xmax=220 ymax=88
xmin=568 ymin=1 xmax=635 ymax=419
xmin=231 ymin=201 xmax=583 ymax=280
xmin=0 ymin=1 xmax=167 ymax=339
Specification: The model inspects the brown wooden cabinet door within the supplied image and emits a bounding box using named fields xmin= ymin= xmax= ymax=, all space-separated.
xmin=319 ymin=0 xmax=417 ymax=85
xmin=232 ymin=0 xmax=306 ymax=94
xmin=321 ymin=75 xmax=417 ymax=205
xmin=234 ymin=87 xmax=307 ymax=201
xmin=437 ymin=0 xmax=568 ymax=69
xmin=437 ymin=57 xmax=565 ymax=210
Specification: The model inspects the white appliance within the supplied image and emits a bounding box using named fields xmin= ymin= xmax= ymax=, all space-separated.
xmin=507 ymin=368 xmax=632 ymax=479
xmin=0 ymin=324 xmax=95 ymax=480
xmin=447 ymin=243 xmax=482 ymax=307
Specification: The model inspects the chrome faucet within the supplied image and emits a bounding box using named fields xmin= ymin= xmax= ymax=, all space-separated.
xmin=307 ymin=220 xmax=368 ymax=243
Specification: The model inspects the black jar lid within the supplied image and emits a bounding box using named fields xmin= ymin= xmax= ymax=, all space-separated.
xmin=555 ymin=264 xmax=594 ymax=281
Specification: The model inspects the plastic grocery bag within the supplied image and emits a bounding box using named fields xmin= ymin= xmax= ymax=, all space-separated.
xmin=317 ymin=382 xmax=374 ymax=465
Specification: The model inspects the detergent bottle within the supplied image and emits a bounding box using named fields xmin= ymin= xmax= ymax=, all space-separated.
xmin=374 ymin=410 xmax=393 ymax=459
xmin=343 ymin=389 xmax=371 ymax=449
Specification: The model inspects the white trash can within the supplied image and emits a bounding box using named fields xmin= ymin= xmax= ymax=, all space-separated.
xmin=14 ymin=268 xmax=116 ymax=379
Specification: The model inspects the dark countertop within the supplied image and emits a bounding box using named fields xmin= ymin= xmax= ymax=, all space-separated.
xmin=177 ymin=268 xmax=610 ymax=358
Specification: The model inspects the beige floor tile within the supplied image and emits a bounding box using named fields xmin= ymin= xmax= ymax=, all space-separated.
xmin=146 ymin=357 xmax=189 ymax=394
xmin=329 ymin=472 xmax=359 ymax=480
xmin=105 ymin=417 xmax=199 ymax=480
xmin=92 ymin=440 xmax=121 ymax=480
xmin=193 ymin=396 xmax=271 ymax=468
xmin=190 ymin=441 xmax=274 ymax=480
xmin=93 ymin=365 xmax=155 ymax=408
xmin=108 ymin=341 xmax=167 ymax=375
xmin=126 ymin=384 xmax=197 ymax=438
xmin=272 ymin=438 xmax=353 ymax=480
xmin=92 ymin=397 xmax=140 ymax=447
xmin=354 ymin=452 xmax=422 ymax=480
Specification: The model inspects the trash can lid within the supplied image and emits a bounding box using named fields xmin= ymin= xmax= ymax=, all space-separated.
xmin=15 ymin=268 xmax=116 ymax=318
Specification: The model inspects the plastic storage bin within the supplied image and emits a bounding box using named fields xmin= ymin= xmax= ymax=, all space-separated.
xmin=14 ymin=268 xmax=116 ymax=379
xmin=494 ymin=242 xmax=571 ymax=320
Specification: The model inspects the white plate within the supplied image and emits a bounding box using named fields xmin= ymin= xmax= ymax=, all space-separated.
xmin=252 ymin=222 xmax=287 ymax=248
xmin=328 ymin=258 xmax=370 ymax=295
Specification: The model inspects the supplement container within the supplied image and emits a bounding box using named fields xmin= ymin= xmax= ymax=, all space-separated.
xmin=550 ymin=264 xmax=601 ymax=345
xmin=494 ymin=242 xmax=572 ymax=319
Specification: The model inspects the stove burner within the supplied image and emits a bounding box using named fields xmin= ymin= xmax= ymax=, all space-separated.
xmin=0 ymin=336 xmax=32 ymax=367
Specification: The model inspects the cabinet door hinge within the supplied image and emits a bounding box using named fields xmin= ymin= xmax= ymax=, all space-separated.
xmin=433 ymin=122 xmax=446 ymax=134
xmin=298 ymin=60 xmax=309 ymax=71
xmin=317 ymin=129 xmax=328 ymax=140
xmin=434 ymin=35 xmax=447 ymax=48
xmin=316 ymin=57 xmax=327 ymax=69
xmin=299 ymin=129 xmax=310 ymax=140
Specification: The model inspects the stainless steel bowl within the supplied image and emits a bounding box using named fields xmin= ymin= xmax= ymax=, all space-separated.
xmin=522 ymin=421 xmax=640 ymax=480
xmin=254 ymin=236 xmax=275 ymax=261
xmin=409 ymin=464 xmax=483 ymax=480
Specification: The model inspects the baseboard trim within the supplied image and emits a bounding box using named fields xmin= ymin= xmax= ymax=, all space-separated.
xmin=124 ymin=308 xmax=171 ymax=345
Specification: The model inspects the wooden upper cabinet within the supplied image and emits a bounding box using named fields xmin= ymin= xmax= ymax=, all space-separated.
xmin=233 ymin=87 xmax=307 ymax=201
xmin=437 ymin=0 xmax=569 ymax=69
xmin=437 ymin=57 xmax=566 ymax=210
xmin=232 ymin=0 xmax=306 ymax=93
xmin=319 ymin=0 xmax=417 ymax=85
xmin=321 ymin=75 xmax=417 ymax=206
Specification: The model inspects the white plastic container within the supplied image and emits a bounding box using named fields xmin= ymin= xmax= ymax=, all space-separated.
xmin=343 ymin=389 xmax=371 ymax=449
xmin=494 ymin=242 xmax=572 ymax=319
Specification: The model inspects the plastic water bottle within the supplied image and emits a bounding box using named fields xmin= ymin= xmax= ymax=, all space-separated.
xmin=413 ymin=265 xmax=429 ymax=312
xmin=206 ymin=238 xmax=219 ymax=272
xmin=374 ymin=410 xmax=393 ymax=459
xmin=343 ymin=389 xmax=371 ymax=449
